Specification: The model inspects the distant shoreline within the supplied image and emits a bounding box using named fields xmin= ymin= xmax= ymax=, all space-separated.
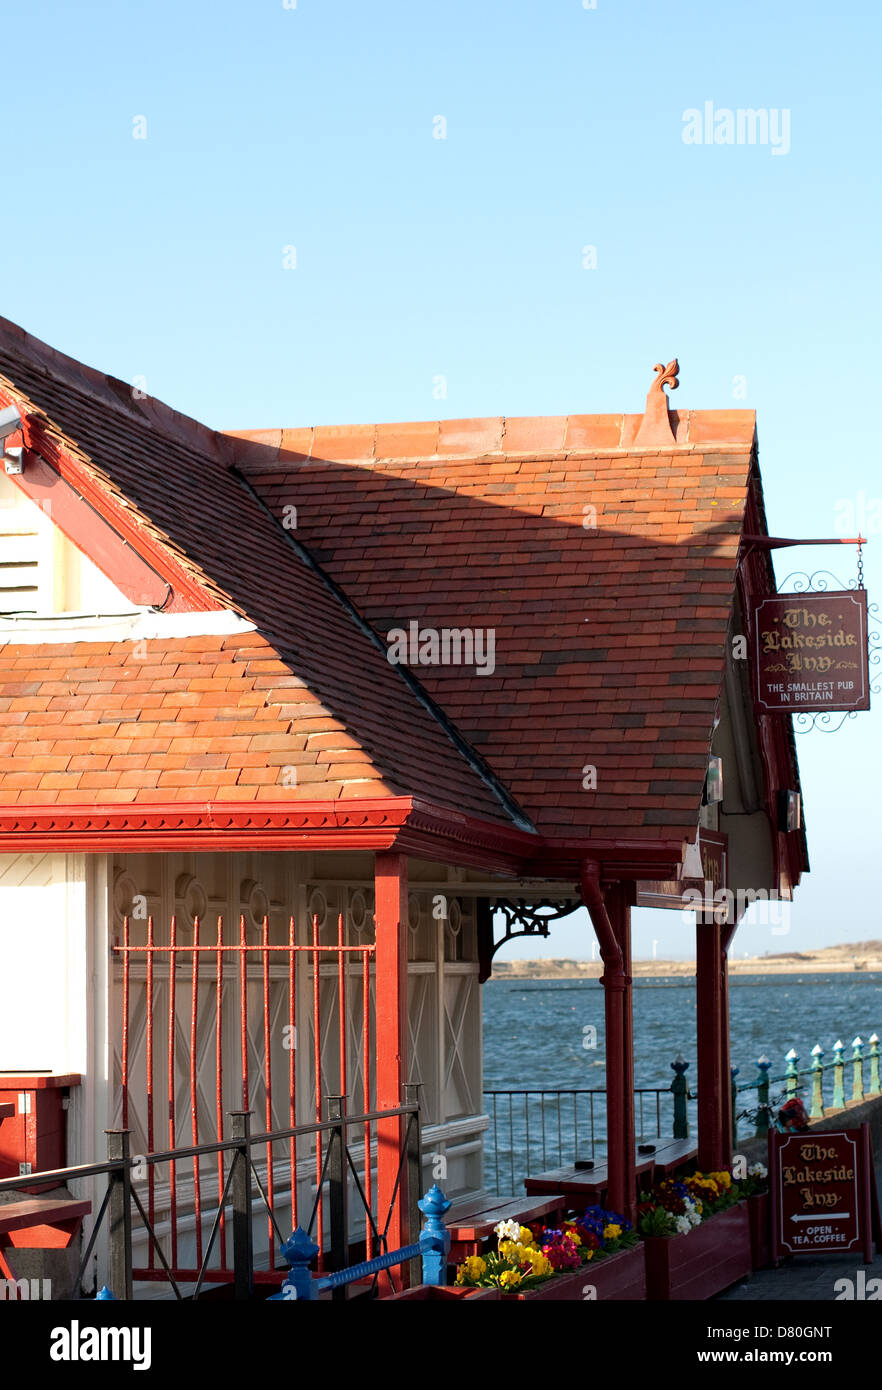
xmin=491 ymin=943 xmax=882 ymax=981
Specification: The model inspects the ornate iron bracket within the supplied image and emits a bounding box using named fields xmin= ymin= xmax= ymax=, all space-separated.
xmin=476 ymin=896 xmax=580 ymax=982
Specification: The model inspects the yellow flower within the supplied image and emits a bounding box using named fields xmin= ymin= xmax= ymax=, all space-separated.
xmin=499 ymin=1269 xmax=522 ymax=1289
xmin=455 ymin=1255 xmax=486 ymax=1284
xmin=516 ymin=1243 xmax=540 ymax=1266
xmin=530 ymin=1252 xmax=553 ymax=1277
xmin=568 ymin=1230 xmax=582 ymax=1246
xmin=519 ymin=1226 xmax=534 ymax=1245
xmin=603 ymin=1223 xmax=622 ymax=1241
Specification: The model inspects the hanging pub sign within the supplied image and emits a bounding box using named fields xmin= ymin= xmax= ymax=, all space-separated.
xmin=751 ymin=589 xmax=870 ymax=714
xmin=768 ymin=1124 xmax=881 ymax=1264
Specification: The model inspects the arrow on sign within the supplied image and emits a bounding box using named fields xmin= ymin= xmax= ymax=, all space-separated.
xmin=790 ymin=1213 xmax=850 ymax=1222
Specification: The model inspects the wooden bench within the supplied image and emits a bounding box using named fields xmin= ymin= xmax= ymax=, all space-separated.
xmin=0 ymin=1197 xmax=91 ymax=1280
xmin=445 ymin=1193 xmax=568 ymax=1262
xmin=523 ymin=1153 xmax=656 ymax=1209
xmin=523 ymin=1137 xmax=699 ymax=1210
xmin=645 ymin=1137 xmax=698 ymax=1180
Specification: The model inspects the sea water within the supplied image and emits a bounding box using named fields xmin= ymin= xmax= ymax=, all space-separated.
xmin=481 ymin=971 xmax=882 ymax=1191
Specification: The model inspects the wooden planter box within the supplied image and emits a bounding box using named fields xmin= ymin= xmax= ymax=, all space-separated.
xmin=515 ymin=1244 xmax=646 ymax=1301
xmin=384 ymin=1284 xmax=500 ymax=1300
xmin=644 ymin=1203 xmax=752 ymax=1301
xmin=747 ymin=1193 xmax=771 ymax=1270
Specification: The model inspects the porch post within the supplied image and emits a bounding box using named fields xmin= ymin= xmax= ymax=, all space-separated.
xmin=696 ymin=909 xmax=725 ymax=1171
xmin=374 ymin=851 xmax=409 ymax=1256
xmin=720 ymin=921 xmax=737 ymax=1162
xmin=609 ymin=881 xmax=636 ymax=1221
xmin=580 ymin=864 xmax=635 ymax=1223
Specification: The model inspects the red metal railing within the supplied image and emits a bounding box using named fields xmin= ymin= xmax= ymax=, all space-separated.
xmin=114 ymin=912 xmax=375 ymax=1283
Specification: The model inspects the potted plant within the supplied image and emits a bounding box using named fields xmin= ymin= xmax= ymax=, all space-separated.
xmin=638 ymin=1170 xmax=752 ymax=1300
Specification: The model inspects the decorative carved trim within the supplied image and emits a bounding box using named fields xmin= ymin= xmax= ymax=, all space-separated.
xmin=0 ymin=799 xmax=686 ymax=882
xmin=175 ymin=872 xmax=207 ymax=923
xmin=476 ymin=896 xmax=580 ymax=982
xmin=634 ymin=358 xmax=679 ymax=446
xmin=240 ymin=877 xmax=269 ymax=931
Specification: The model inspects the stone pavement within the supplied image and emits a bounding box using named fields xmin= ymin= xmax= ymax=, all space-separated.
xmin=716 ymin=1161 xmax=882 ymax=1302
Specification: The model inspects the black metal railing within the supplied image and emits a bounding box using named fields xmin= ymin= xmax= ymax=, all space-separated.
xmin=0 ymin=1094 xmax=422 ymax=1301
xmin=481 ymin=1086 xmax=697 ymax=1194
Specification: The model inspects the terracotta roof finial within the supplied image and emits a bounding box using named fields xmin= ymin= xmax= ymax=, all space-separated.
xmin=634 ymin=357 xmax=679 ymax=445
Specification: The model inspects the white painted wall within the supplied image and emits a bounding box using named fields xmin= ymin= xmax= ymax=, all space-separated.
xmin=0 ymin=469 xmax=134 ymax=615
xmin=0 ymin=853 xmax=88 ymax=1072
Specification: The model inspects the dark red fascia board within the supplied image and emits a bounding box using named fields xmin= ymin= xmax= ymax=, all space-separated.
xmin=0 ymin=799 xmax=685 ymax=882
xmin=0 ymin=390 xmax=221 ymax=615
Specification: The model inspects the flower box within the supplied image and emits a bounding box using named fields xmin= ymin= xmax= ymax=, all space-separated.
xmin=385 ymin=1283 xmax=501 ymax=1300
xmin=747 ymin=1192 xmax=770 ymax=1270
xmin=514 ymin=1245 xmax=646 ymax=1301
xmin=643 ymin=1203 xmax=752 ymax=1301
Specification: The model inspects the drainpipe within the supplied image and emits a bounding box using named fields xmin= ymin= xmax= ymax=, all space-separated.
xmin=580 ymin=861 xmax=633 ymax=1220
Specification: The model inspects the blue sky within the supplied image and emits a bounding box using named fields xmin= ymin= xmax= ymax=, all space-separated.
xmin=1 ymin=0 xmax=879 ymax=958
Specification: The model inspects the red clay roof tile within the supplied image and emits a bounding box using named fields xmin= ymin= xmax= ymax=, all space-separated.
xmin=0 ymin=314 xmax=764 ymax=850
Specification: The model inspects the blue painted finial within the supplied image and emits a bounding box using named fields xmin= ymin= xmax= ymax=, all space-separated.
xmin=268 ymin=1226 xmax=321 ymax=1301
xmin=95 ymin=1285 xmax=116 ymax=1300
xmin=418 ymin=1185 xmax=451 ymax=1286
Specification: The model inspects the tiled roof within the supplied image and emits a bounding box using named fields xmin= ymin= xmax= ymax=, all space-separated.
xmin=231 ymin=414 xmax=757 ymax=842
xmin=0 ymin=312 xmax=761 ymax=850
xmin=0 ymin=630 xmax=513 ymax=811
xmin=0 ymin=319 xmax=525 ymax=826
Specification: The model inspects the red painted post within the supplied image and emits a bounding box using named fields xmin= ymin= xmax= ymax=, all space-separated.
xmin=696 ymin=912 xmax=725 ymax=1170
xmin=580 ymin=865 xmax=634 ymax=1223
xmin=611 ymin=883 xmax=636 ymax=1224
xmin=720 ymin=921 xmax=738 ymax=1163
xmin=374 ymin=852 xmax=409 ymax=1258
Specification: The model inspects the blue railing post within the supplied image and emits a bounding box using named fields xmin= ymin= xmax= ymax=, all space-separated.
xmin=784 ymin=1047 xmax=799 ymax=1097
xmin=755 ymin=1056 xmax=772 ymax=1137
xmin=671 ymin=1054 xmax=689 ymax=1139
xmin=418 ymin=1184 xmax=451 ymax=1286
xmin=731 ymin=1067 xmax=739 ymax=1146
xmin=810 ymin=1044 xmax=825 ymax=1119
xmin=869 ymin=1034 xmax=881 ymax=1096
xmin=832 ymin=1040 xmax=846 ymax=1109
xmin=270 ymin=1228 xmax=321 ymax=1301
xmin=851 ymin=1036 xmax=864 ymax=1103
